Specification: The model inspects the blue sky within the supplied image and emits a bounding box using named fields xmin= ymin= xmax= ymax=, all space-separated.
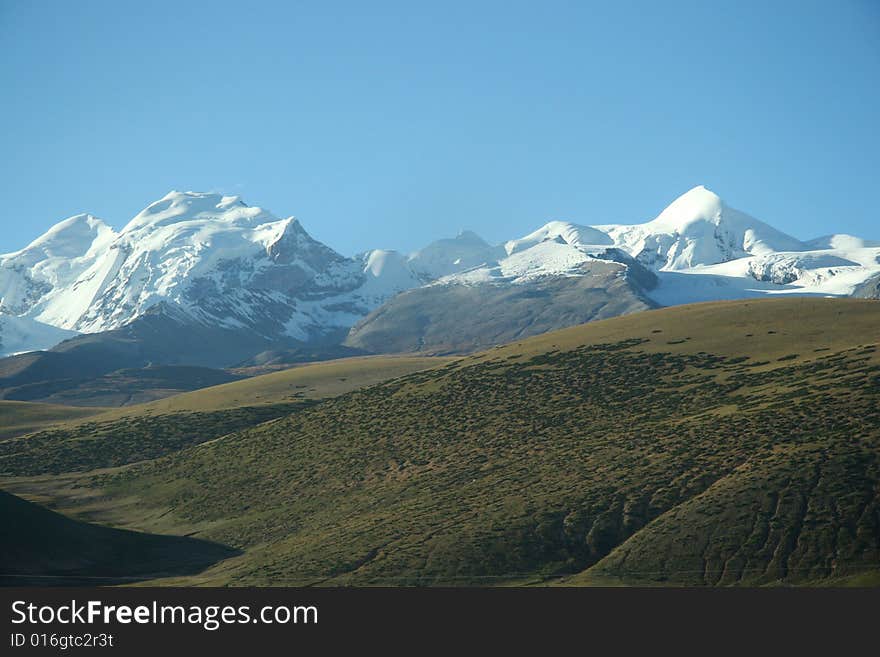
xmin=1 ymin=0 xmax=878 ymax=255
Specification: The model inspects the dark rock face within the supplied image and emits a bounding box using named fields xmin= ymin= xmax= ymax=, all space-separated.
xmin=591 ymin=248 xmax=658 ymax=290
xmin=344 ymin=261 xmax=657 ymax=354
xmin=852 ymin=273 xmax=880 ymax=299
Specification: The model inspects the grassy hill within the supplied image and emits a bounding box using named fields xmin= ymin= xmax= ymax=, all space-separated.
xmin=0 ymin=356 xmax=450 ymax=438
xmin=0 ymin=355 xmax=451 ymax=475
xmin=3 ymin=298 xmax=878 ymax=586
xmin=0 ymin=401 xmax=106 ymax=440
xmin=0 ymin=489 xmax=236 ymax=586
xmin=128 ymin=355 xmax=455 ymax=414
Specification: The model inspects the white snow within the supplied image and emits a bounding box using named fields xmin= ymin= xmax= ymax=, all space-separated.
xmin=1 ymin=184 xmax=877 ymax=356
xmin=407 ymin=230 xmax=502 ymax=279
xmin=0 ymin=213 xmax=117 ymax=326
xmin=595 ymin=186 xmax=807 ymax=271
xmin=0 ymin=191 xmax=454 ymax=351
xmin=360 ymin=250 xmax=422 ymax=293
xmin=442 ymin=239 xmax=609 ymax=286
xmin=805 ymin=234 xmax=880 ymax=250
xmin=434 ymin=185 xmax=880 ymax=302
xmin=0 ymin=314 xmax=78 ymax=357
xmin=504 ymin=220 xmax=613 ymax=255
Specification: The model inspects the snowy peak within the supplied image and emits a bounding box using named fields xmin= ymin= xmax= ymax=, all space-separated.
xmin=407 ymin=230 xmax=500 ymax=279
xmin=8 ymin=213 xmax=115 ymax=263
xmin=599 ymin=185 xmax=805 ymax=271
xmin=0 ymin=212 xmax=118 ymax=322
xmin=648 ymin=185 xmax=803 ymax=253
xmin=118 ymin=192 xmax=345 ymax=268
xmin=434 ymin=220 xmax=626 ymax=287
xmin=505 ymin=220 xmax=613 ymax=255
xmin=646 ymin=185 xmax=724 ymax=231
xmin=68 ymin=192 xmax=373 ymax=336
xmin=265 ymin=217 xmax=347 ymax=266
xmin=451 ymin=230 xmax=490 ymax=247
xmin=805 ymin=234 xmax=880 ymax=250
xmin=2 ymin=184 xmax=878 ymax=357
xmin=0 ymin=190 xmax=373 ymax=339
xmin=359 ymin=250 xmax=422 ymax=295
xmin=123 ymin=191 xmax=250 ymax=232
xmin=428 ymin=185 xmax=877 ymax=301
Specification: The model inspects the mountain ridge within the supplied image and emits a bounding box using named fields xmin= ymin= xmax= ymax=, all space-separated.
xmin=2 ymin=185 xmax=878 ymax=359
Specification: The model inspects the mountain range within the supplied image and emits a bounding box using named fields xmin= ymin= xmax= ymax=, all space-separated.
xmin=1 ymin=185 xmax=878 ymax=367
xmin=3 ymin=186 xmax=877 ymax=588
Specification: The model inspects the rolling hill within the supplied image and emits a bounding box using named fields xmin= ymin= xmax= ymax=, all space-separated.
xmin=0 ymin=401 xmax=105 ymax=440
xmin=0 ymin=489 xmax=236 ymax=586
xmin=0 ymin=355 xmax=453 ymax=474
xmin=4 ymin=297 xmax=877 ymax=586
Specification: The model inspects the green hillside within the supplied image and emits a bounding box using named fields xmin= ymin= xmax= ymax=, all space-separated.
xmin=4 ymin=298 xmax=879 ymax=586
xmin=131 ymin=355 xmax=455 ymax=413
xmin=0 ymin=355 xmax=451 ymax=475
xmin=0 ymin=401 xmax=106 ymax=440
xmin=0 ymin=403 xmax=310 ymax=476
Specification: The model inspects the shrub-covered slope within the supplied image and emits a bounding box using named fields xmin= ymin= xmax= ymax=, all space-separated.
xmin=65 ymin=298 xmax=880 ymax=586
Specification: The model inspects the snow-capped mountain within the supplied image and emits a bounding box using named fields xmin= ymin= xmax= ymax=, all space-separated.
xmin=0 ymin=214 xmax=116 ymax=324
xmin=406 ymin=230 xmax=503 ymax=279
xmin=73 ymin=191 xmax=379 ymax=339
xmin=0 ymin=192 xmax=426 ymax=356
xmin=1 ymin=185 xmax=878 ymax=359
xmin=595 ymin=185 xmax=806 ymax=270
xmin=606 ymin=186 xmax=880 ymax=306
xmin=346 ymin=185 xmax=879 ymax=353
xmin=428 ymin=185 xmax=880 ymax=304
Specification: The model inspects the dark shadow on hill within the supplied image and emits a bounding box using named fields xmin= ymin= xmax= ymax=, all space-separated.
xmin=0 ymin=490 xmax=239 ymax=586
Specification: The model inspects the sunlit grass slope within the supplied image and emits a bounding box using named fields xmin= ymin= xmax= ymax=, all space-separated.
xmin=0 ymin=401 xmax=107 ymax=440
xmin=4 ymin=299 xmax=878 ymax=586
xmin=0 ymin=356 xmax=452 ymax=475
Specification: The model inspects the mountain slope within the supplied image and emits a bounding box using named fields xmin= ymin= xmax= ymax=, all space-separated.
xmin=0 ymin=315 xmax=77 ymax=358
xmin=0 ymin=213 xmax=116 ymax=325
xmin=853 ymin=272 xmax=880 ymax=299
xmin=0 ymin=401 xmax=105 ymax=440
xmin=14 ymin=298 xmax=877 ymax=586
xmin=0 ymin=192 xmax=427 ymax=351
xmin=572 ymin=443 xmax=880 ymax=585
xmin=345 ymin=187 xmax=878 ymax=354
xmin=0 ymin=355 xmax=452 ymax=473
xmin=0 ymin=490 xmax=236 ymax=585
xmin=80 ymin=192 xmax=366 ymax=339
xmin=597 ymin=185 xmax=806 ymax=271
xmin=345 ymin=259 xmax=656 ymax=353
xmin=0 ymin=305 xmax=276 ymax=404
xmin=1 ymin=365 xmax=244 ymax=407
